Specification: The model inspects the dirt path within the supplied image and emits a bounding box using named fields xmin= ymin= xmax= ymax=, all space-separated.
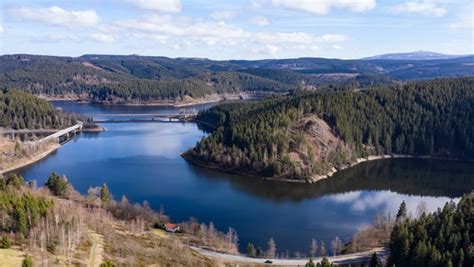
xmin=192 ymin=247 xmax=387 ymax=266
xmin=87 ymin=230 xmax=104 ymax=267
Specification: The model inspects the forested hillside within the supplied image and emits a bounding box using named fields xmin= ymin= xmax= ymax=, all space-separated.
xmin=88 ymin=71 xmax=291 ymax=103
xmin=0 ymin=90 xmax=76 ymax=129
xmin=388 ymin=195 xmax=473 ymax=266
xmin=0 ymin=55 xmax=291 ymax=104
xmin=185 ymin=77 xmax=474 ymax=181
xmin=1 ymin=54 xmax=473 ymax=104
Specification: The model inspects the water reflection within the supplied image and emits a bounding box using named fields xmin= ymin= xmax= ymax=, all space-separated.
xmin=327 ymin=191 xmax=457 ymax=215
xmin=190 ymin=158 xmax=474 ymax=202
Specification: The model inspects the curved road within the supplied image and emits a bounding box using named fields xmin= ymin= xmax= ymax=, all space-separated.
xmin=192 ymin=247 xmax=387 ymax=266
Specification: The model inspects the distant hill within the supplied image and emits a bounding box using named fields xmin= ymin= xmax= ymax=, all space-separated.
xmin=363 ymin=51 xmax=466 ymax=60
xmin=1 ymin=54 xmax=473 ymax=104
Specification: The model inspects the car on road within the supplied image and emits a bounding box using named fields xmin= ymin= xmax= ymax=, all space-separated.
xmin=264 ymin=260 xmax=273 ymax=264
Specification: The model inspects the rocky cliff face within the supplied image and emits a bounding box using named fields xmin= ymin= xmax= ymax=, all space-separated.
xmin=289 ymin=115 xmax=355 ymax=181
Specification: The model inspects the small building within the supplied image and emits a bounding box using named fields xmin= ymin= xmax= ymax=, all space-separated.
xmin=164 ymin=223 xmax=180 ymax=233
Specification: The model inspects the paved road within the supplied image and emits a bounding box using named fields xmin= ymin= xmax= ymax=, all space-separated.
xmin=192 ymin=247 xmax=386 ymax=266
xmin=0 ymin=128 xmax=57 ymax=134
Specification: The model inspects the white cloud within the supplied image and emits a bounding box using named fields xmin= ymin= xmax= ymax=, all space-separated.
xmin=251 ymin=0 xmax=267 ymax=9
xmin=29 ymin=34 xmax=80 ymax=43
xmin=127 ymin=0 xmax=182 ymax=13
xmin=253 ymin=44 xmax=280 ymax=57
xmin=115 ymin=15 xmax=247 ymax=41
xmin=210 ymin=11 xmax=238 ymax=21
xmin=449 ymin=18 xmax=473 ymax=29
xmin=10 ymin=6 xmax=99 ymax=28
xmin=332 ymin=44 xmax=344 ymax=50
xmin=108 ymin=14 xmax=349 ymax=57
xmin=391 ymin=1 xmax=447 ymax=17
xmin=90 ymin=33 xmax=115 ymax=43
xmin=0 ymin=25 xmax=4 ymax=33
xmin=449 ymin=9 xmax=473 ymax=29
xmin=271 ymin=0 xmax=376 ymax=15
xmin=256 ymin=32 xmax=348 ymax=44
xmin=249 ymin=16 xmax=270 ymax=26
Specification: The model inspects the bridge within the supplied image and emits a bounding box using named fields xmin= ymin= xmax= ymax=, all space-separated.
xmin=36 ymin=122 xmax=83 ymax=144
xmin=86 ymin=113 xmax=197 ymax=123
xmin=1 ymin=122 xmax=83 ymax=143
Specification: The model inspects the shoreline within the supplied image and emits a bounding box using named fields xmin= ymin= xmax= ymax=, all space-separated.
xmin=181 ymin=152 xmax=308 ymax=183
xmin=308 ymin=154 xmax=416 ymax=183
xmin=1 ymin=126 xmax=105 ymax=175
xmin=0 ymin=142 xmax=60 ymax=175
xmin=183 ymin=152 xmax=469 ymax=184
xmin=42 ymin=92 xmax=267 ymax=108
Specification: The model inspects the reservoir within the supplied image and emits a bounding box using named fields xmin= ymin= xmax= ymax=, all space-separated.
xmin=14 ymin=101 xmax=474 ymax=254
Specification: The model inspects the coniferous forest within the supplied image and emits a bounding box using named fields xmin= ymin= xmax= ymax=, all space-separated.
xmin=389 ymin=195 xmax=473 ymax=267
xmin=0 ymin=89 xmax=76 ymax=129
xmin=185 ymin=77 xmax=474 ymax=180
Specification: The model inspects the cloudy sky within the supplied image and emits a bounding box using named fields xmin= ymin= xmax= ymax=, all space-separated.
xmin=0 ymin=0 xmax=472 ymax=59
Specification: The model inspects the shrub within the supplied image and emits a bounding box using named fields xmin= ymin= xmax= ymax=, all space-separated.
xmin=100 ymin=259 xmax=116 ymax=267
xmin=0 ymin=235 xmax=12 ymax=248
xmin=22 ymin=255 xmax=33 ymax=267
xmin=5 ymin=174 xmax=24 ymax=189
xmin=45 ymin=173 xmax=68 ymax=197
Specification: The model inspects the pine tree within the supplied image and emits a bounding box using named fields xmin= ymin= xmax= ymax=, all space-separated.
xmin=247 ymin=242 xmax=256 ymax=257
xmin=100 ymin=183 xmax=111 ymax=202
xmin=369 ymin=253 xmax=382 ymax=267
xmin=305 ymin=258 xmax=316 ymax=267
xmin=45 ymin=172 xmax=68 ymax=197
xmin=396 ymin=201 xmax=407 ymax=221
xmin=320 ymin=257 xmax=331 ymax=267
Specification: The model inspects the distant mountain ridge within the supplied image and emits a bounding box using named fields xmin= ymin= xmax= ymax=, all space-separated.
xmin=1 ymin=53 xmax=473 ymax=104
xmin=363 ymin=51 xmax=467 ymax=60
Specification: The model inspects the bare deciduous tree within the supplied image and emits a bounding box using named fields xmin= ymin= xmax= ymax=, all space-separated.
xmin=331 ymin=236 xmax=343 ymax=256
xmin=320 ymin=241 xmax=327 ymax=256
xmin=267 ymin=237 xmax=276 ymax=258
xmin=310 ymin=238 xmax=318 ymax=257
xmin=416 ymin=201 xmax=428 ymax=218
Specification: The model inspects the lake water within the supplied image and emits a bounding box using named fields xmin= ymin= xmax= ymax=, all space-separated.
xmin=14 ymin=101 xmax=474 ymax=255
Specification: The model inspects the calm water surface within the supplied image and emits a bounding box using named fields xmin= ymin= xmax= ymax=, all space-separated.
xmin=15 ymin=101 xmax=474 ymax=254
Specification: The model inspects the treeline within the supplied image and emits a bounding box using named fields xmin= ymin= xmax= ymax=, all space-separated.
xmin=389 ymin=195 xmax=473 ymax=266
xmin=187 ymin=77 xmax=474 ymax=180
xmin=0 ymin=89 xmax=76 ymax=129
xmin=88 ymin=72 xmax=291 ymax=103
xmin=0 ymin=55 xmax=293 ymax=103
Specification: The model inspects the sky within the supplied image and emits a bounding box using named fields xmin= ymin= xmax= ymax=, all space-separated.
xmin=0 ymin=0 xmax=473 ymax=59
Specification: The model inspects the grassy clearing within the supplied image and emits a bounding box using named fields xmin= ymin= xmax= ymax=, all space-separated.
xmin=0 ymin=247 xmax=25 ymax=267
xmin=152 ymin=229 xmax=169 ymax=238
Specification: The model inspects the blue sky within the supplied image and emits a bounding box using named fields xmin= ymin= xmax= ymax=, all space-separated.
xmin=1 ymin=0 xmax=472 ymax=59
